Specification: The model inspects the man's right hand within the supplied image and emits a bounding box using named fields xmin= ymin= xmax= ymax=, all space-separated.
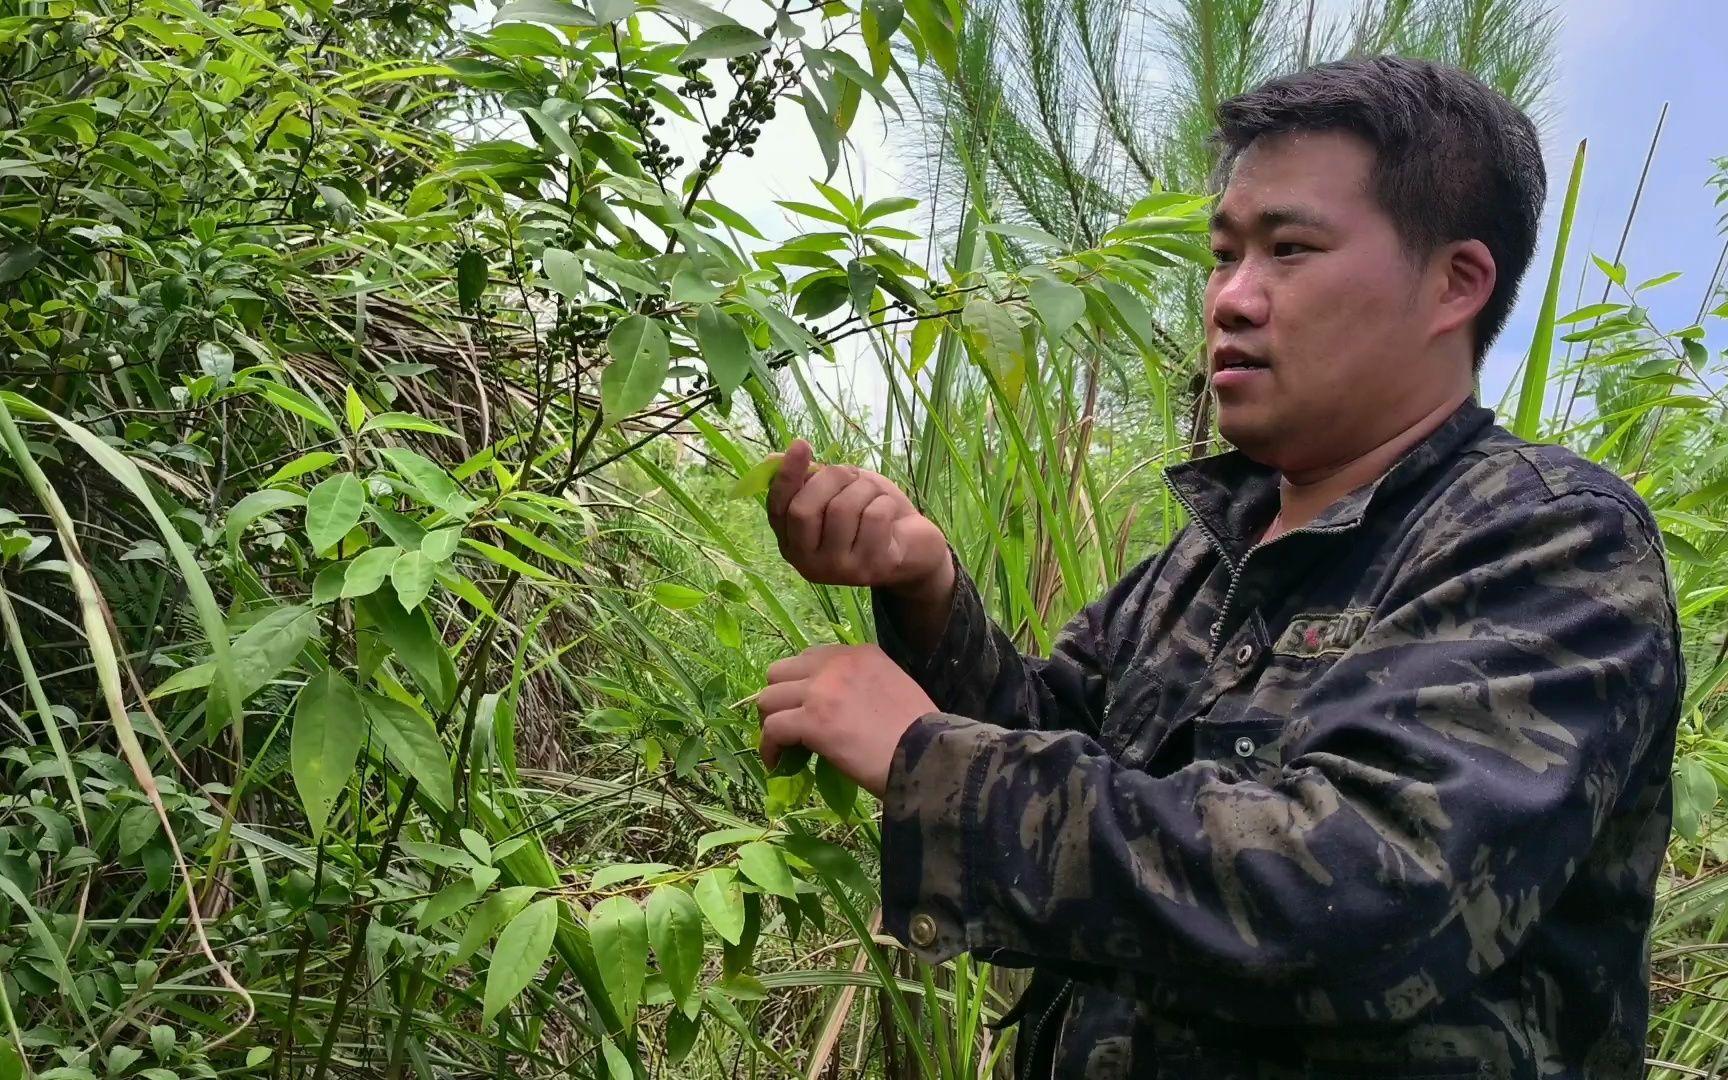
xmin=766 ymin=439 xmax=953 ymax=600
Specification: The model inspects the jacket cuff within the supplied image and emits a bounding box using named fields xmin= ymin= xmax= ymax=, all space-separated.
xmin=871 ymin=549 xmax=988 ymax=710
xmin=880 ymin=712 xmax=997 ymax=965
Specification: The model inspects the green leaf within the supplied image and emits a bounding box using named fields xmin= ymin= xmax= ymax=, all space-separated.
xmin=1556 ymin=302 xmax=1625 ymax=325
xmin=246 ymin=1047 xmax=273 ymax=1069
xmin=591 ymin=0 xmax=636 ymax=21
xmin=1592 ymin=254 xmax=1627 ymax=287
xmin=695 ymin=305 xmax=753 ymax=396
xmin=714 ymin=606 xmax=741 ymax=649
xmin=602 ymin=315 xmax=671 ymax=427
xmin=846 ymin=259 xmax=879 ymax=314
xmin=984 ymin=222 xmax=1066 ymax=248
xmin=312 ymin=563 xmax=347 ymax=605
xmin=647 ymin=885 xmax=704 ymax=1014
xmin=665 ymin=1007 xmax=700 ymax=1064
xmin=345 ymin=385 xmax=367 ymax=432
xmin=736 ymin=841 xmax=796 ymax=898
xmin=306 ymin=474 xmax=364 ymax=554
xmin=813 ymin=755 xmax=857 ymax=820
xmin=961 ymin=298 xmax=1028 ymax=404
xmin=358 ymin=592 xmax=458 ymax=710
xmin=694 ymin=867 xmax=746 ymax=945
xmin=589 ymin=894 xmax=649 ymax=1025
xmin=861 ymin=195 xmax=917 ymax=223
xmin=342 ymin=545 xmax=402 ymax=599
xmin=391 ymin=549 xmax=435 ymax=610
xmin=452 ymin=886 xmax=541 ymax=966
xmin=457 ymin=250 xmax=489 ymax=312
xmin=909 ymin=316 xmax=943 ymax=375
xmin=483 ymin=897 xmax=559 ymax=1023
xmin=678 ymin=25 xmax=770 ymax=62
xmin=542 ymin=247 xmax=586 ymax=299
xmin=263 ymin=451 xmax=341 ymax=487
xmin=1028 ymin=276 xmax=1085 ymax=342
xmin=118 ymin=804 xmax=159 ymax=857
xmin=291 ymin=670 xmax=365 ymax=839
xmin=363 ymin=693 xmax=454 ymax=810
xmin=379 ymin=447 xmax=471 ymax=513
xmin=419 ymin=878 xmax=482 ymax=930
xmin=227 ymin=489 xmax=306 ymax=545
xmin=650 ymin=582 xmax=707 ymax=609
xmin=728 ymin=453 xmax=784 ymax=499
xmin=781 ymin=832 xmax=870 ymax=896
xmin=600 ymin=1037 xmax=633 ymax=1080
xmin=422 ymin=527 xmax=462 ymax=562
xmin=360 ymin=413 xmax=460 ymax=437
xmin=578 ymin=248 xmax=664 ymax=295
xmin=253 ymin=380 xmax=339 ymax=433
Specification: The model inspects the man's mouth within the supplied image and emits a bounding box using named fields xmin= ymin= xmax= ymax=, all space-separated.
xmin=1212 ymin=347 xmax=1269 ymax=372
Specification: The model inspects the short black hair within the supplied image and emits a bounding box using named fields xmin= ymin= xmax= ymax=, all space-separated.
xmin=1211 ymin=56 xmax=1545 ymax=367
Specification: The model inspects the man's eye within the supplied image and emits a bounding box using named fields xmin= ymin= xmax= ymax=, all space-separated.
xmin=1210 ymin=249 xmax=1237 ymax=264
xmin=1273 ymin=241 xmax=1312 ymax=257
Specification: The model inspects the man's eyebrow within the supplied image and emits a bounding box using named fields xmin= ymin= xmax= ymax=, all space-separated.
xmin=1209 ymin=206 xmax=1332 ymax=232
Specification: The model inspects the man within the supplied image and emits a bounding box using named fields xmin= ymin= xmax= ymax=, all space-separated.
xmin=754 ymin=57 xmax=1681 ymax=1078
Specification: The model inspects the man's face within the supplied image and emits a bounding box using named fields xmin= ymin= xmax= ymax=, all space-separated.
xmin=1204 ymin=130 xmax=1450 ymax=473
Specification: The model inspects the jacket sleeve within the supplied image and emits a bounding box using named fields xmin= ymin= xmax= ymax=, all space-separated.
xmin=879 ymin=485 xmax=1680 ymax=1026
xmin=871 ymin=545 xmax=1170 ymax=739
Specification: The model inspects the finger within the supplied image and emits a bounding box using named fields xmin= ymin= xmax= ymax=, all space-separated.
xmin=852 ymin=491 xmax=901 ymax=567
xmin=857 ymin=469 xmax=919 ymax=516
xmin=754 ymin=679 xmax=805 ymax=717
xmin=820 ymin=475 xmax=885 ymax=560
xmin=766 ymin=440 xmax=814 ymax=530
xmin=765 ymin=645 xmax=837 ymax=683
xmin=758 ymin=707 xmax=808 ymax=770
xmin=785 ymin=464 xmax=858 ymax=556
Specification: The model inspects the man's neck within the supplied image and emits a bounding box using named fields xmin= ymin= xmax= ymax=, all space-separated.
xmin=1264 ymin=391 xmax=1472 ymax=543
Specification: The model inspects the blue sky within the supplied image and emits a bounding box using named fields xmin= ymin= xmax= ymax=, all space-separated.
xmin=1482 ymin=0 xmax=1727 ymax=408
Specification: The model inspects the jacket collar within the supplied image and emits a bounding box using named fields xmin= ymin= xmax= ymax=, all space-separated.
xmin=1164 ymin=399 xmax=1497 ymax=562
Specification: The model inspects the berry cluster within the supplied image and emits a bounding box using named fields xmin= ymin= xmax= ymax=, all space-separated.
xmin=697 ymin=51 xmax=795 ymax=172
xmin=602 ymin=65 xmax=685 ymax=179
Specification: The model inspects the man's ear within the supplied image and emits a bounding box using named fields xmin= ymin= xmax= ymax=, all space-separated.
xmin=1431 ymin=238 xmax=1497 ymax=339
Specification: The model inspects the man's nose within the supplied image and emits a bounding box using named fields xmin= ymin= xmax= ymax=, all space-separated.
xmin=1208 ymin=262 xmax=1270 ymax=329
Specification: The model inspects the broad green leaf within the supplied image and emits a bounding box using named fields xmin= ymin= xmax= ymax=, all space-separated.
xmin=391 ymin=549 xmax=434 ymax=610
xmin=227 ymin=489 xmax=305 ymax=545
xmin=591 ymin=862 xmax=672 ymax=889
xmin=380 ymin=447 xmax=471 ymax=513
xmin=677 ymin=24 xmax=769 ymax=62
xmin=252 ymin=381 xmax=338 ymax=433
xmin=984 ymin=222 xmax=1066 ymax=248
xmin=358 ymin=592 xmax=457 ymax=710
xmin=542 ymin=247 xmax=586 ymax=299
xmin=291 ymin=670 xmax=365 ymax=839
xmin=342 ymin=545 xmax=402 ymax=599
xmin=961 ymin=298 xmax=1028 ymax=404
xmin=781 ymin=832 xmax=870 ymax=896
xmin=602 ymin=315 xmax=671 ymax=427
xmin=483 ymin=897 xmax=559 ymax=1023
xmin=736 ymin=841 xmax=796 ymax=898
xmin=418 ymin=878 xmax=481 ymax=930
xmin=118 ymin=804 xmax=159 ymax=857
xmin=647 ymin=885 xmax=703 ymax=1014
xmin=452 ymin=886 xmax=542 ymax=966
xmin=579 ymin=248 xmax=663 ymax=295
xmin=813 ymin=755 xmax=857 ymax=820
xmin=456 ymin=250 xmax=488 ymax=312
xmin=306 ymin=474 xmax=364 ymax=554
xmin=345 ymin=385 xmax=367 ymax=432
xmin=363 ymin=693 xmax=454 ymax=809
xmin=589 ymin=894 xmax=648 ymax=1025
xmin=591 ymin=0 xmax=636 ymax=22
xmin=153 ymin=603 xmax=320 ymax=701
xmin=422 ymin=527 xmax=462 ymax=562
xmin=360 ymin=412 xmax=460 ymax=437
xmin=846 ymin=258 xmax=879 ymax=314
xmin=696 ymin=825 xmax=762 ymax=858
xmin=312 ymin=562 xmax=347 ymax=605
xmin=714 ymin=606 xmax=741 ymax=649
xmin=600 ymin=1037 xmax=632 ymax=1080
xmin=262 ymin=451 xmax=341 ymax=487
xmin=909 ymin=316 xmax=943 ymax=375
xmin=694 ymin=304 xmax=752 ymax=396
xmin=727 ymin=454 xmax=784 ymax=499
xmin=1556 ymin=302 xmax=1625 ymax=325
xmin=1028 ymin=276 xmax=1086 ymax=342
xmin=665 ymin=1008 xmax=700 ymax=1064
xmin=694 ymin=867 xmax=745 ymax=945
xmin=650 ymin=582 xmax=706 ymax=609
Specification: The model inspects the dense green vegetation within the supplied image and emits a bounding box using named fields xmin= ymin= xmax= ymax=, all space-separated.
xmin=0 ymin=0 xmax=1724 ymax=1076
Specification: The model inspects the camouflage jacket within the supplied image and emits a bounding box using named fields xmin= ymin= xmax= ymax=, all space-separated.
xmin=873 ymin=402 xmax=1681 ymax=1080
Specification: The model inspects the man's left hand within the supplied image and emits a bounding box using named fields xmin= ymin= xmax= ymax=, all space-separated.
xmin=756 ymin=644 xmax=937 ymax=798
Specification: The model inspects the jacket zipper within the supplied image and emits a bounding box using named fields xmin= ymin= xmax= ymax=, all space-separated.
xmin=1027 ymin=977 xmax=1073 ymax=1078
xmin=1164 ymin=477 xmax=1353 ymax=663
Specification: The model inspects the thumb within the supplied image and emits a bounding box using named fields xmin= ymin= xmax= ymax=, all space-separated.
xmin=767 ymin=439 xmax=814 ymax=524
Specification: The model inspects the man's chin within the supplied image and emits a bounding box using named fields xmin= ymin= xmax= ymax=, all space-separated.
xmin=1215 ymin=408 xmax=1281 ymax=464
